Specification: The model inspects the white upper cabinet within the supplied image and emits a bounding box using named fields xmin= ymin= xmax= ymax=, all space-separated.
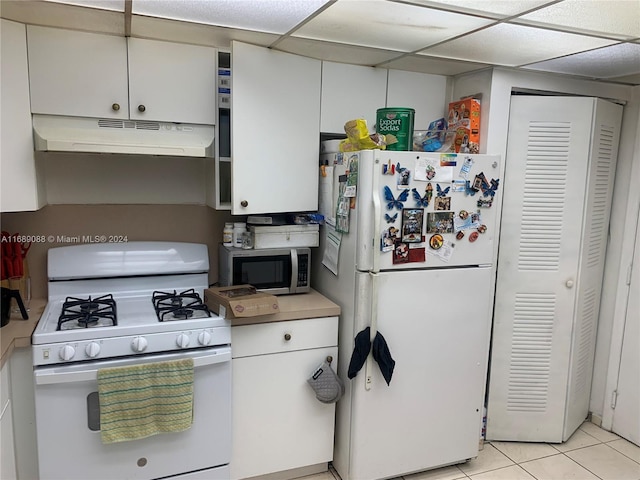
xmin=127 ymin=38 xmax=216 ymax=124
xmin=320 ymin=62 xmax=387 ymax=134
xmin=1 ymin=20 xmax=44 ymax=213
xmin=386 ymin=70 xmax=448 ymax=130
xmin=231 ymin=41 xmax=321 ymax=215
xmin=27 ymin=26 xmax=216 ymax=125
xmin=27 ymin=26 xmax=129 ymax=119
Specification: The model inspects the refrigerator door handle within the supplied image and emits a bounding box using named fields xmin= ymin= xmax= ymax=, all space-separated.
xmin=372 ymin=157 xmax=381 ymax=274
xmin=364 ymin=271 xmax=379 ymax=391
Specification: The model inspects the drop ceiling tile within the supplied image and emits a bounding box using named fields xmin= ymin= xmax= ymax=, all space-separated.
xmin=130 ymin=15 xmax=278 ymax=49
xmin=379 ymin=53 xmax=490 ymax=76
xmin=132 ymin=0 xmax=331 ymax=34
xmin=419 ymin=23 xmax=617 ymax=66
xmin=401 ymin=0 xmax=558 ymax=18
xmin=292 ymin=0 xmax=495 ymax=52
xmin=276 ymin=37 xmax=401 ymax=65
xmin=523 ymin=42 xmax=640 ymax=79
xmin=44 ymin=0 xmax=124 ymax=12
xmin=514 ymin=0 xmax=640 ymax=40
xmin=3 ymin=0 xmax=125 ymax=34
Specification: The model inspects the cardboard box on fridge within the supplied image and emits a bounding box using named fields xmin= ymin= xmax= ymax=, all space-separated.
xmin=205 ymin=285 xmax=280 ymax=319
xmin=447 ymin=98 xmax=480 ymax=154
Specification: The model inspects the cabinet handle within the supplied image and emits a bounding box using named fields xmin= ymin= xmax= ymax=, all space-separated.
xmin=240 ymin=200 xmax=248 ymax=208
xmin=284 ymin=333 xmax=291 ymax=341
xmin=138 ymin=104 xmax=146 ymax=112
xmin=112 ymin=103 xmax=120 ymax=111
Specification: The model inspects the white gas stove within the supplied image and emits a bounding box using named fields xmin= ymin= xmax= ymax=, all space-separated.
xmin=32 ymin=241 xmax=230 ymax=366
xmin=33 ymin=242 xmax=232 ymax=480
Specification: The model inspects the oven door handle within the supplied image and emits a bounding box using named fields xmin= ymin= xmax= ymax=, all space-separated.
xmin=35 ymin=347 xmax=231 ymax=385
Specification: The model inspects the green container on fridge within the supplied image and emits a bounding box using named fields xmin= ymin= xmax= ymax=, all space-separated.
xmin=376 ymin=107 xmax=415 ymax=151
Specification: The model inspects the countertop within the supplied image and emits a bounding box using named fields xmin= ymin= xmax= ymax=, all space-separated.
xmin=1 ymin=298 xmax=46 ymax=369
xmin=227 ymin=289 xmax=341 ymax=326
xmin=0 ymin=291 xmax=340 ymax=366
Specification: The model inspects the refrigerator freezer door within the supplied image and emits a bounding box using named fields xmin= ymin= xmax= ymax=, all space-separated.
xmin=346 ymin=266 xmax=493 ymax=480
xmin=363 ymin=151 xmax=501 ymax=271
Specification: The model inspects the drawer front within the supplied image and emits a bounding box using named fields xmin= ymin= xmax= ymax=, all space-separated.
xmin=232 ymin=317 xmax=338 ymax=358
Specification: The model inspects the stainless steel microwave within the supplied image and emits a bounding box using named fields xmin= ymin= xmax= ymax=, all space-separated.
xmin=218 ymin=245 xmax=311 ymax=295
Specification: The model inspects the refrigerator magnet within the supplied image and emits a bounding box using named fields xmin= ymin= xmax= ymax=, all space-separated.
xmin=477 ymin=224 xmax=487 ymax=234
xmin=381 ymin=227 xmax=399 ymax=252
xmin=429 ymin=234 xmax=444 ymax=250
xmin=412 ymin=187 xmax=430 ymax=208
xmin=407 ymin=247 xmax=426 ymax=263
xmin=469 ymin=231 xmax=479 ymax=242
xmin=396 ymin=163 xmax=411 ymax=188
xmin=384 ymin=186 xmax=409 ymax=210
xmin=473 ymin=172 xmax=489 ymax=191
xmin=426 ymin=212 xmax=454 ymax=234
xmin=401 ymin=208 xmax=424 ymax=243
xmin=477 ymin=198 xmax=493 ymax=208
xmin=434 ymin=196 xmax=451 ymax=211
xmin=392 ymin=241 xmax=410 ymax=264
xmin=384 ymin=213 xmax=398 ymax=224
xmin=458 ymin=156 xmax=474 ymax=179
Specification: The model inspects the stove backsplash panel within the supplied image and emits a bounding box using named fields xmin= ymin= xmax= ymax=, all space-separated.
xmin=1 ymin=204 xmax=233 ymax=299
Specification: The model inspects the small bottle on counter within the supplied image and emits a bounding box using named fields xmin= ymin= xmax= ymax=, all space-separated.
xmin=223 ymin=222 xmax=234 ymax=247
xmin=233 ymin=222 xmax=247 ymax=248
xmin=241 ymin=230 xmax=254 ymax=249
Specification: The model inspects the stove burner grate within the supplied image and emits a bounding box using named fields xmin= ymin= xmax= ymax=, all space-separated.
xmin=57 ymin=294 xmax=117 ymax=330
xmin=152 ymin=288 xmax=210 ymax=322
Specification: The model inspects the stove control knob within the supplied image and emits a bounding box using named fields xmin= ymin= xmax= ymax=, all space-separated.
xmin=59 ymin=345 xmax=76 ymax=361
xmin=85 ymin=342 xmax=101 ymax=358
xmin=131 ymin=336 xmax=148 ymax=353
xmin=176 ymin=333 xmax=190 ymax=348
xmin=197 ymin=331 xmax=212 ymax=346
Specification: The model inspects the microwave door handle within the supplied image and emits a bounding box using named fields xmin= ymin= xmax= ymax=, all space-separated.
xmin=290 ymin=249 xmax=298 ymax=294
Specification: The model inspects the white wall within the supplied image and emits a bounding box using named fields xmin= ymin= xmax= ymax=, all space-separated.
xmin=599 ymin=85 xmax=640 ymax=428
xmin=452 ymin=68 xmax=639 ymax=421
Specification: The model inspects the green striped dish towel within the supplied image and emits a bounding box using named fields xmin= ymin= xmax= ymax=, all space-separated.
xmin=97 ymin=358 xmax=194 ymax=444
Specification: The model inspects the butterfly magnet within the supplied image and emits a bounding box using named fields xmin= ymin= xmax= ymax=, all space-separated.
xmin=411 ymin=183 xmax=432 ymax=208
xmin=383 ymin=186 xmax=409 ymax=210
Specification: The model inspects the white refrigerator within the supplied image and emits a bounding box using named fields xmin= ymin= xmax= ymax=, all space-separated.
xmin=313 ymin=149 xmax=503 ymax=480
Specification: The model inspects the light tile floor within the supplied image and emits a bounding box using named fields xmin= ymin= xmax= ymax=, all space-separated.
xmin=300 ymin=422 xmax=640 ymax=480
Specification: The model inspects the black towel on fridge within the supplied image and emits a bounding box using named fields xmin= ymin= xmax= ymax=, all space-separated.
xmin=347 ymin=327 xmax=372 ymax=379
xmin=372 ymin=331 xmax=396 ymax=386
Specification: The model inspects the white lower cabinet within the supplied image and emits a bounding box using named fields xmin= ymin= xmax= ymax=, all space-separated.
xmin=231 ymin=317 xmax=339 ymax=480
xmin=1 ymin=362 xmax=17 ymax=480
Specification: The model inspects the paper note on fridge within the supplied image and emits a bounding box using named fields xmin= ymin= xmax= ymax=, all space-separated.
xmin=414 ymin=157 xmax=453 ymax=183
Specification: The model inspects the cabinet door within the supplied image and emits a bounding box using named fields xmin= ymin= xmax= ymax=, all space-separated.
xmin=231 ymin=41 xmax=321 ymax=215
xmin=487 ymin=97 xmax=621 ymax=443
xmin=1 ymin=362 xmax=16 ymax=480
xmin=128 ymin=38 xmax=216 ymax=125
xmin=27 ymin=25 xmax=128 ymax=119
xmin=387 ymin=70 xmax=448 ymax=129
xmin=320 ymin=62 xmax=387 ymax=134
xmin=231 ymin=346 xmax=337 ymax=480
xmin=1 ymin=20 xmax=43 ymax=212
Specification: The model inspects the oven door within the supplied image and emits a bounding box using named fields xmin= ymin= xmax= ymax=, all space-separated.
xmin=34 ymin=346 xmax=231 ymax=480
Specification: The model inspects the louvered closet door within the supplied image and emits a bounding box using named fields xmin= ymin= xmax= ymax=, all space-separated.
xmin=487 ymin=97 xmax=618 ymax=442
xmin=563 ymin=99 xmax=622 ymax=439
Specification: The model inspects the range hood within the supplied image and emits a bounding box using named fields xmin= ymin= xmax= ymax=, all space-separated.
xmin=33 ymin=115 xmax=215 ymax=157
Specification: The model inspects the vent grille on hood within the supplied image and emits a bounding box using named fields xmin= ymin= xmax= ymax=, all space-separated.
xmin=98 ymin=119 xmax=160 ymax=130
xmin=33 ymin=114 xmax=214 ymax=157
